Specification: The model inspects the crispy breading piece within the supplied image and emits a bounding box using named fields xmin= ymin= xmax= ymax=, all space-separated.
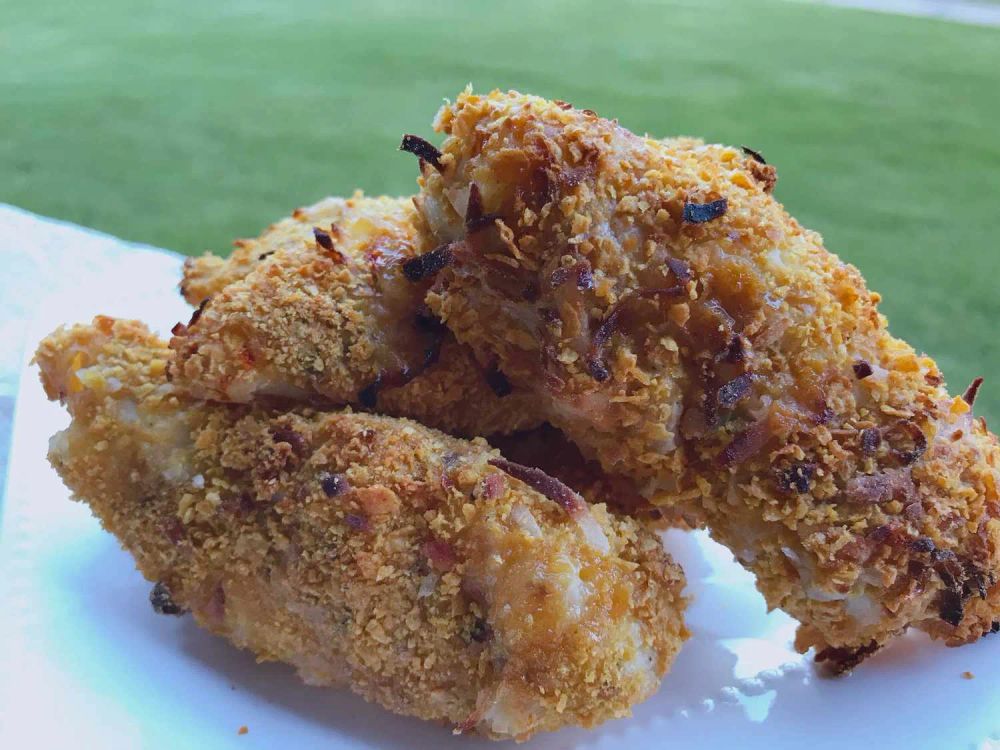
xmin=170 ymin=194 xmax=540 ymax=437
xmin=180 ymin=192 xmax=387 ymax=307
xmin=416 ymin=89 xmax=1000 ymax=667
xmin=36 ymin=317 xmax=687 ymax=740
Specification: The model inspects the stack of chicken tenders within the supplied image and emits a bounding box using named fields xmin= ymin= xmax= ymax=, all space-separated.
xmin=36 ymin=90 xmax=1000 ymax=741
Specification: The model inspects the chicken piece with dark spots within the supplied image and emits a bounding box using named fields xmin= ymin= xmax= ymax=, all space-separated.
xmin=415 ymin=89 xmax=1000 ymax=667
xmin=35 ymin=316 xmax=687 ymax=741
xmin=171 ymin=193 xmax=540 ymax=437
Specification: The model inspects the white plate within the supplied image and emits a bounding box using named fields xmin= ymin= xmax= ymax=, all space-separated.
xmin=1 ymin=211 xmax=998 ymax=749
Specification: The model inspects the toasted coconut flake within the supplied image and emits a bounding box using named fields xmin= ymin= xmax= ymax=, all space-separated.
xmin=464 ymin=183 xmax=501 ymax=232
xmin=400 ymin=134 xmax=444 ymax=172
xmin=488 ymin=458 xmax=585 ymax=516
xmin=683 ymin=198 xmax=728 ymax=224
xmin=187 ymin=297 xmax=210 ymax=328
xmin=312 ymin=227 xmax=345 ymax=262
xmin=402 ymin=245 xmax=454 ymax=282
xmin=939 ymin=590 xmax=964 ymax=627
xmin=464 ymin=183 xmax=483 ymax=225
xmin=206 ymin=584 xmax=226 ymax=624
xmin=740 ymin=145 xmax=767 ymax=164
xmin=853 ymin=360 xmax=873 ymax=379
xmin=963 ymin=377 xmax=984 ymax=407
xmin=313 ymin=227 xmax=334 ymax=250
xmin=587 ymin=309 xmax=625 ymax=381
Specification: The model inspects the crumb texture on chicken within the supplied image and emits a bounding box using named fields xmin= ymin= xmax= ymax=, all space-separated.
xmin=171 ymin=193 xmax=540 ymax=437
xmin=36 ymin=317 xmax=687 ymax=740
xmin=417 ymin=89 xmax=1000 ymax=665
xmin=181 ymin=194 xmax=365 ymax=306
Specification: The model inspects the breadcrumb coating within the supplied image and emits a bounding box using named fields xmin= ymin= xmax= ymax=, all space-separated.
xmin=35 ymin=316 xmax=687 ymax=740
xmin=171 ymin=194 xmax=540 ymax=437
xmin=417 ymin=89 xmax=1000 ymax=667
xmin=180 ymin=193 xmax=389 ymax=307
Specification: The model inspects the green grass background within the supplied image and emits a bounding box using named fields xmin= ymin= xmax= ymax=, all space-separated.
xmin=3 ymin=0 xmax=999 ymax=417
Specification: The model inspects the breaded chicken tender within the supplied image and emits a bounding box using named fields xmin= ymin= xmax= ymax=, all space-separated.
xmin=415 ymin=89 xmax=1000 ymax=668
xmin=171 ymin=193 xmax=540 ymax=437
xmin=35 ymin=316 xmax=687 ymax=740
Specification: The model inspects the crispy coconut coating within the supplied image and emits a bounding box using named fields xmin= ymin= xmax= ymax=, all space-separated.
xmin=35 ymin=317 xmax=687 ymax=740
xmin=180 ymin=195 xmax=364 ymax=307
xmin=416 ymin=89 xmax=1000 ymax=667
xmin=171 ymin=194 xmax=539 ymax=437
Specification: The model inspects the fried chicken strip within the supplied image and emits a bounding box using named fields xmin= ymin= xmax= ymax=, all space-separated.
xmin=415 ymin=89 xmax=1000 ymax=667
xmin=36 ymin=316 xmax=687 ymax=739
xmin=171 ymin=193 xmax=539 ymax=436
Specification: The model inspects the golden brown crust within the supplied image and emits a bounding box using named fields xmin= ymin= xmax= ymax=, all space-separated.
xmin=180 ymin=194 xmax=364 ymax=306
xmin=171 ymin=194 xmax=540 ymax=437
xmin=418 ymin=89 xmax=1000 ymax=664
xmin=35 ymin=317 xmax=687 ymax=740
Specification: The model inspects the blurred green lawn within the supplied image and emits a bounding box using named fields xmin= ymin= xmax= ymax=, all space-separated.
xmin=3 ymin=0 xmax=999 ymax=417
